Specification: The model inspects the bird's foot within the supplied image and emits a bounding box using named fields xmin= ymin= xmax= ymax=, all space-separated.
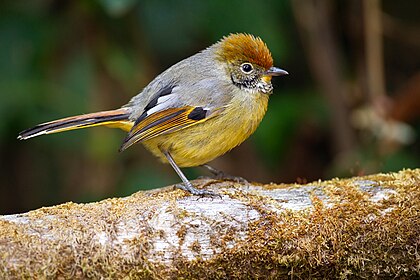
xmin=175 ymin=182 xmax=221 ymax=198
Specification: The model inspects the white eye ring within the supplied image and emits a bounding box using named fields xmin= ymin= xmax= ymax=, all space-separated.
xmin=240 ymin=62 xmax=254 ymax=74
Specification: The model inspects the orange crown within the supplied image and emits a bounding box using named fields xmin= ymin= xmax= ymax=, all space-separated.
xmin=216 ymin=33 xmax=273 ymax=70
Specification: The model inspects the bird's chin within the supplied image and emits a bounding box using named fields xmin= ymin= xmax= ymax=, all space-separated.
xmin=257 ymin=81 xmax=273 ymax=94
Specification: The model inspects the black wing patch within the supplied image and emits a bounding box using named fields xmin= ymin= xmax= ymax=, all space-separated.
xmin=187 ymin=107 xmax=207 ymax=120
xmin=136 ymin=84 xmax=176 ymax=124
xmin=143 ymin=85 xmax=174 ymax=112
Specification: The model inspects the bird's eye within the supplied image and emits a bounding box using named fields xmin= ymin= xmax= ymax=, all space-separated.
xmin=240 ymin=63 xmax=254 ymax=74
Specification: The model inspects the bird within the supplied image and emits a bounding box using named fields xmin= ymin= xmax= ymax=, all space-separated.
xmin=18 ymin=33 xmax=288 ymax=196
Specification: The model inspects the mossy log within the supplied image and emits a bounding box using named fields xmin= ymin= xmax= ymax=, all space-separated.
xmin=1 ymin=169 xmax=419 ymax=279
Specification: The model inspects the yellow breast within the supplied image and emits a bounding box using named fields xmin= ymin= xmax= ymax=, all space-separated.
xmin=142 ymin=92 xmax=269 ymax=167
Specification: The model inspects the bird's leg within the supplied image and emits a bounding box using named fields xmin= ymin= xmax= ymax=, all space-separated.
xmin=201 ymin=164 xmax=248 ymax=183
xmin=162 ymin=150 xmax=218 ymax=196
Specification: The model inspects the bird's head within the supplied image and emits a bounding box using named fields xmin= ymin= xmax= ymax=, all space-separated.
xmin=214 ymin=33 xmax=288 ymax=94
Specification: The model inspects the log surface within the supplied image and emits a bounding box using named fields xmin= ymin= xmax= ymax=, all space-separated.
xmin=1 ymin=169 xmax=419 ymax=279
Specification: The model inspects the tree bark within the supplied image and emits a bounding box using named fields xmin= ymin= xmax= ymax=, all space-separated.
xmin=1 ymin=169 xmax=419 ymax=279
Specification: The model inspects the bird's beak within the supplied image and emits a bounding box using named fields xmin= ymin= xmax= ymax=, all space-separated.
xmin=265 ymin=67 xmax=288 ymax=76
xmin=262 ymin=67 xmax=288 ymax=83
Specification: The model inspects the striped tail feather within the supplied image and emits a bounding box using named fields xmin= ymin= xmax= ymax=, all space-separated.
xmin=18 ymin=108 xmax=133 ymax=140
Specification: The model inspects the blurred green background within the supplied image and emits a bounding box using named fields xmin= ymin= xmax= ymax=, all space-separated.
xmin=1 ymin=0 xmax=419 ymax=214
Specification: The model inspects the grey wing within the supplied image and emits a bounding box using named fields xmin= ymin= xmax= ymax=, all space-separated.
xmin=126 ymin=80 xmax=232 ymax=122
xmin=124 ymin=48 xmax=235 ymax=120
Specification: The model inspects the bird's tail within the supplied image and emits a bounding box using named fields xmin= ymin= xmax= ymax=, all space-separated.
xmin=18 ymin=108 xmax=133 ymax=140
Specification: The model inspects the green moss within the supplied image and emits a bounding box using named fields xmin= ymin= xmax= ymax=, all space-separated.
xmin=0 ymin=169 xmax=419 ymax=279
xmin=168 ymin=169 xmax=420 ymax=279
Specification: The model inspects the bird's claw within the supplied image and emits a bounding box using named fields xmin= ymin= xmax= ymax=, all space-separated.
xmin=175 ymin=183 xmax=221 ymax=198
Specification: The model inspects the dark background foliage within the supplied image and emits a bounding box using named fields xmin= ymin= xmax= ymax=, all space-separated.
xmin=1 ymin=0 xmax=419 ymax=214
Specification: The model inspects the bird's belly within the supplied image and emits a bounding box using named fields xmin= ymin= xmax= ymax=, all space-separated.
xmin=142 ymin=123 xmax=247 ymax=167
xmin=142 ymin=95 xmax=269 ymax=167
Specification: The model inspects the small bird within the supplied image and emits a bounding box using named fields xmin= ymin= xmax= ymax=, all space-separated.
xmin=18 ymin=33 xmax=288 ymax=196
